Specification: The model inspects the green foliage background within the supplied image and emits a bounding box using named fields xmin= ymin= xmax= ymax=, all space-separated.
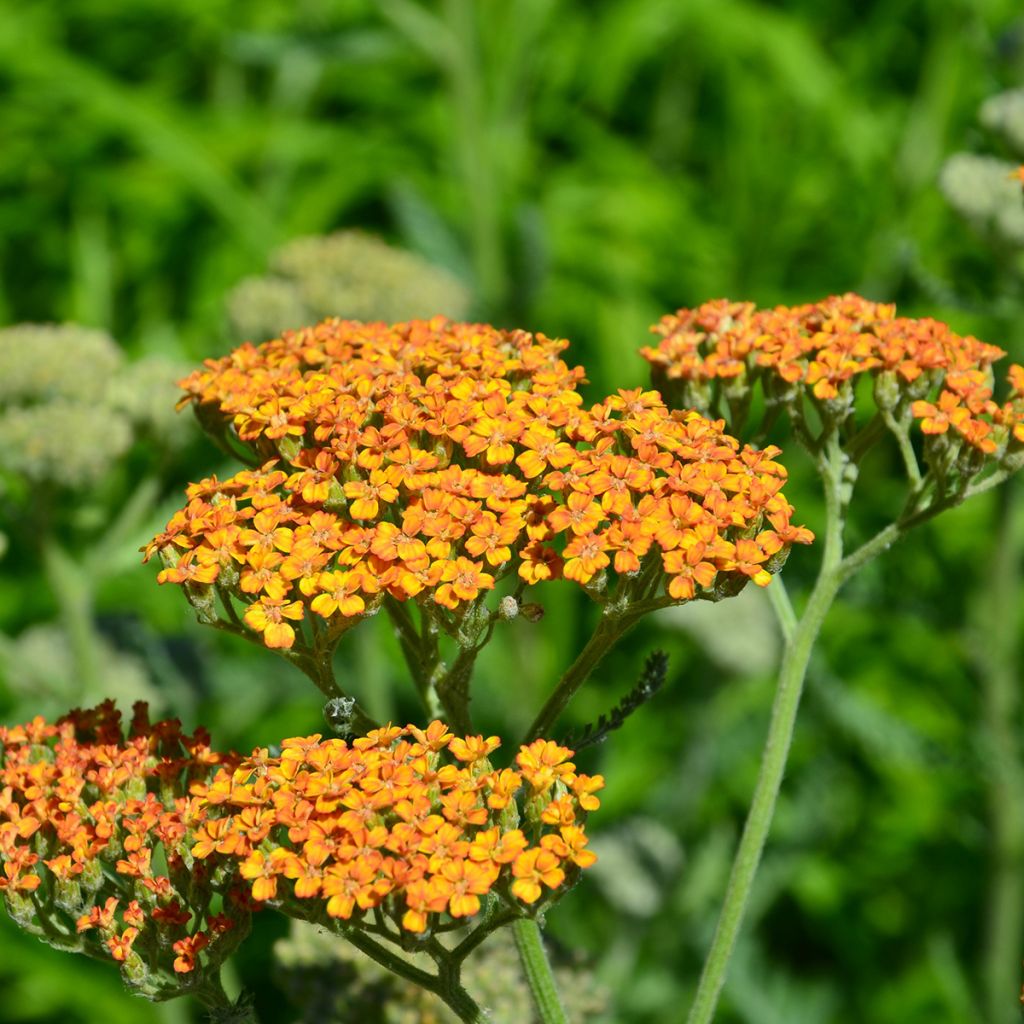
xmin=1 ymin=1 xmax=1024 ymax=1021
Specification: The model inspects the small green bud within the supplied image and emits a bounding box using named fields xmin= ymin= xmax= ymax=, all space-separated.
xmin=873 ymin=370 xmax=901 ymax=412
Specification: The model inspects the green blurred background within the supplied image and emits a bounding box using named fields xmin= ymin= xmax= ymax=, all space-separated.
xmin=2 ymin=1 xmax=1024 ymax=1021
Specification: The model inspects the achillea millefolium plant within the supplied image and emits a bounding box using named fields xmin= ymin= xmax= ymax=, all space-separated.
xmin=2 ymin=302 xmax=1022 ymax=1022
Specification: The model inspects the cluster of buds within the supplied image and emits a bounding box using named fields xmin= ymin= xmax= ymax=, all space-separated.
xmin=0 ymin=324 xmax=191 ymax=491
xmin=641 ymin=294 xmax=1024 ymax=491
xmin=227 ymin=231 xmax=470 ymax=343
xmin=190 ymin=721 xmax=603 ymax=937
xmin=0 ymin=702 xmax=249 ymax=1003
xmin=146 ymin=317 xmax=811 ymax=651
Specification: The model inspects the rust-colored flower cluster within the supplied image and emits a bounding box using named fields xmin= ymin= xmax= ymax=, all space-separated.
xmin=642 ymin=294 xmax=1024 ymax=461
xmin=190 ymin=720 xmax=603 ymax=935
xmin=146 ymin=317 xmax=811 ymax=649
xmin=0 ymin=702 xmax=247 ymax=997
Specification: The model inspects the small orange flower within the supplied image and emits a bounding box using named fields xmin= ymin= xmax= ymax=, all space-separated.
xmin=243 ymin=596 xmax=304 ymax=649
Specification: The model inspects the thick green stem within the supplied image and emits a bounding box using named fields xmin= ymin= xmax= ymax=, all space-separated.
xmin=685 ymin=566 xmax=841 ymax=1024
xmin=686 ymin=434 xmax=847 ymax=1024
xmin=436 ymin=644 xmax=481 ymax=734
xmin=512 ymin=918 xmax=569 ymax=1024
xmin=977 ymin=484 xmax=1024 ymax=1024
xmin=193 ymin=972 xmax=259 ymax=1022
xmin=386 ymin=598 xmax=445 ymax=719
xmin=685 ymin=447 xmax=1005 ymax=1021
xmin=523 ymin=607 xmax=633 ymax=744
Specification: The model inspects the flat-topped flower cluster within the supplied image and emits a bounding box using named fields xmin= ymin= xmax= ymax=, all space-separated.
xmin=641 ymin=293 xmax=1024 ymax=461
xmin=191 ymin=721 xmax=603 ymax=935
xmin=147 ymin=317 xmax=811 ymax=649
xmin=0 ymin=702 xmax=602 ymax=985
xmin=0 ymin=702 xmax=246 ymax=997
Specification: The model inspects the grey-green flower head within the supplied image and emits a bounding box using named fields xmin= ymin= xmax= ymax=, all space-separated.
xmin=939 ymin=153 xmax=1024 ymax=246
xmin=0 ymin=400 xmax=133 ymax=488
xmin=106 ymin=354 xmax=195 ymax=445
xmin=227 ymin=231 xmax=471 ymax=342
xmin=979 ymin=88 xmax=1024 ymax=158
xmin=0 ymin=323 xmax=123 ymax=405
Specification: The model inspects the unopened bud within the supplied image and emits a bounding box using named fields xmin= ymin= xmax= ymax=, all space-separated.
xmin=276 ymin=436 xmax=302 ymax=461
xmin=498 ymin=596 xmax=519 ymax=621
xmin=873 ymin=370 xmax=900 ymax=412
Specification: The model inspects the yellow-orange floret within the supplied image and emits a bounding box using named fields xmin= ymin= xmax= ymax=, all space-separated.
xmin=191 ymin=721 xmax=603 ymax=935
xmin=147 ymin=318 xmax=811 ymax=651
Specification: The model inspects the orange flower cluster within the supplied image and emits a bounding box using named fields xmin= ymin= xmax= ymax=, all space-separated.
xmin=0 ymin=702 xmax=247 ymax=995
xmin=642 ymin=294 xmax=1024 ymax=458
xmin=190 ymin=721 xmax=603 ymax=935
xmin=147 ymin=317 xmax=811 ymax=649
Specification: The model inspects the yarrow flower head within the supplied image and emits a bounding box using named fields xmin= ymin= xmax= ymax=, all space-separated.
xmin=0 ymin=703 xmax=603 ymax=1003
xmin=190 ymin=721 xmax=603 ymax=936
xmin=641 ymin=294 xmax=1024 ymax=490
xmin=0 ymin=702 xmax=248 ymax=1001
xmin=146 ymin=317 xmax=811 ymax=652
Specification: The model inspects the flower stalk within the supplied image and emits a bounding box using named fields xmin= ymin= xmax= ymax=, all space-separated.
xmin=512 ymin=918 xmax=570 ymax=1024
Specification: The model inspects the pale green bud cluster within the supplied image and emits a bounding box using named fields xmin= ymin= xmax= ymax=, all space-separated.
xmin=0 ymin=324 xmax=122 ymax=404
xmin=106 ymin=354 xmax=195 ymax=443
xmin=0 ymin=623 xmax=158 ymax=713
xmin=938 ymin=154 xmax=1024 ymax=246
xmin=0 ymin=399 xmax=133 ymax=487
xmin=979 ymin=88 xmax=1024 ymax=157
xmin=227 ymin=231 xmax=471 ymax=341
xmin=0 ymin=324 xmax=192 ymax=490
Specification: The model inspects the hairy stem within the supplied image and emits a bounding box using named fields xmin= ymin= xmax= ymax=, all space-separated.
xmin=512 ymin=918 xmax=569 ymax=1024
xmin=977 ymin=484 xmax=1024 ymax=1024
xmin=685 ymin=565 xmax=841 ymax=1024
xmin=344 ymin=930 xmax=486 ymax=1024
xmin=686 ymin=435 xmax=848 ymax=1024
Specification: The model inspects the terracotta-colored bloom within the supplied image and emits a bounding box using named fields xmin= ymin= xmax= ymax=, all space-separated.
xmin=0 ymin=702 xmax=246 ymax=988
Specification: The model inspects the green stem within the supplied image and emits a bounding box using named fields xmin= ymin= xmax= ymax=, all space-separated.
xmin=976 ymin=483 xmax=1024 ymax=1024
xmin=686 ymin=566 xmax=841 ymax=1024
xmin=436 ymin=644 xmax=481 ymax=734
xmin=344 ymin=930 xmax=486 ymax=1024
xmin=512 ymin=918 xmax=569 ymax=1024
xmin=523 ymin=606 xmax=633 ymax=744
xmin=764 ymin=574 xmax=797 ymax=644
xmin=686 ymin=434 xmax=848 ymax=1024
xmin=193 ymin=973 xmax=259 ymax=1022
xmin=686 ymin=449 xmax=1005 ymax=1021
